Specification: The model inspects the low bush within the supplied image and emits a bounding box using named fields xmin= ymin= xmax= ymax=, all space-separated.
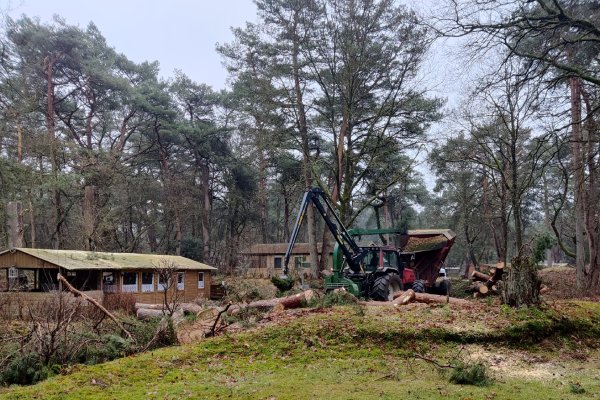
xmin=224 ymin=279 xmax=276 ymax=303
xmin=0 ymin=353 xmax=57 ymax=386
xmin=449 ymin=362 xmax=492 ymax=386
xmin=271 ymin=276 xmax=295 ymax=293
xmin=307 ymin=290 xmax=358 ymax=308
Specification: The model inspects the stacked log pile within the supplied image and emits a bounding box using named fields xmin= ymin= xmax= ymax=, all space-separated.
xmin=466 ymin=264 xmax=505 ymax=298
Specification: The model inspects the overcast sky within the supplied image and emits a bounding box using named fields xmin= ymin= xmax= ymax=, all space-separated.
xmin=4 ymin=0 xmax=258 ymax=90
xmin=3 ymin=1 xmax=466 ymax=96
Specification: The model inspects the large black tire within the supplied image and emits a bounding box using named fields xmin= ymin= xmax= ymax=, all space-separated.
xmin=412 ymin=279 xmax=425 ymax=293
xmin=372 ymin=274 xmax=403 ymax=301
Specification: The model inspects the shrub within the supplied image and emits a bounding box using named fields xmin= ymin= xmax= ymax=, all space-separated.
xmin=0 ymin=353 xmax=57 ymax=385
xmin=103 ymin=292 xmax=136 ymax=314
xmin=570 ymin=382 xmax=586 ymax=394
xmin=224 ymin=279 xmax=275 ymax=303
xmin=271 ymin=276 xmax=295 ymax=293
xmin=449 ymin=362 xmax=492 ymax=386
xmin=307 ymin=291 xmax=358 ymax=308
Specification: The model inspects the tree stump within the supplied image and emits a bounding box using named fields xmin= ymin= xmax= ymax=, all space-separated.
xmin=501 ymin=256 xmax=541 ymax=307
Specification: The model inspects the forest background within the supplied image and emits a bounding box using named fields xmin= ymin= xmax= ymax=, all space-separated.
xmin=0 ymin=0 xmax=598 ymax=290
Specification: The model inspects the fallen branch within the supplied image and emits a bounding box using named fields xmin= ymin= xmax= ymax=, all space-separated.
xmin=471 ymin=271 xmax=491 ymax=282
xmin=412 ymin=353 xmax=455 ymax=369
xmin=206 ymin=303 xmax=232 ymax=338
xmin=58 ymin=274 xmax=133 ymax=341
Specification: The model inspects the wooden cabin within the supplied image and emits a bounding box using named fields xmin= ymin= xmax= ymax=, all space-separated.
xmin=241 ymin=243 xmax=333 ymax=278
xmin=0 ymin=248 xmax=216 ymax=303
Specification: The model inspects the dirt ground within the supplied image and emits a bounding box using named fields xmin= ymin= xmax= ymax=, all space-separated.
xmin=178 ymin=266 xmax=597 ymax=344
xmin=539 ymin=265 xmax=600 ymax=300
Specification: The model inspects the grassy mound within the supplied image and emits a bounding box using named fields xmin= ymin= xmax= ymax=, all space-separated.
xmin=3 ymin=301 xmax=600 ymax=399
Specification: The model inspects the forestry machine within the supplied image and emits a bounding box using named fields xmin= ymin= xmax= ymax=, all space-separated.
xmin=283 ymin=188 xmax=456 ymax=301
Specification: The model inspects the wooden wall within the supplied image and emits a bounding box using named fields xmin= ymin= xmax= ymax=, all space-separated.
xmin=0 ymin=251 xmax=61 ymax=270
xmin=244 ymin=254 xmax=333 ymax=278
xmin=116 ymin=270 xmax=211 ymax=304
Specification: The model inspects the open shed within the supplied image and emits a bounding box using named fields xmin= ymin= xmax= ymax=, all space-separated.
xmin=0 ymin=248 xmax=216 ymax=303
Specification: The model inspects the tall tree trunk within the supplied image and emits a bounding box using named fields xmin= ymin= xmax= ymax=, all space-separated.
xmin=258 ymin=147 xmax=268 ymax=243
xmin=282 ymin=185 xmax=290 ymax=242
xmin=45 ymin=55 xmax=63 ymax=249
xmin=570 ymin=77 xmax=587 ymax=289
xmin=83 ymin=185 xmax=96 ymax=250
xmin=155 ymin=125 xmax=181 ymax=255
xmin=200 ymin=160 xmax=211 ymax=261
xmin=510 ymin=129 xmax=523 ymax=253
xmin=16 ymin=122 xmax=23 ymax=163
xmin=6 ymin=201 xmax=24 ymax=248
xmin=483 ymin=173 xmax=506 ymax=263
xmin=292 ymin=11 xmax=318 ymax=275
xmin=28 ymin=194 xmax=36 ymax=248
xmin=581 ymin=86 xmax=600 ymax=290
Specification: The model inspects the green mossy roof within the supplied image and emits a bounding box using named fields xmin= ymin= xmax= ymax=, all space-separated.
xmin=0 ymin=248 xmax=216 ymax=271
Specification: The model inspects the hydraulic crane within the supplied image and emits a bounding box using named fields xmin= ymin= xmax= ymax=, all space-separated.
xmin=283 ymin=188 xmax=456 ymax=300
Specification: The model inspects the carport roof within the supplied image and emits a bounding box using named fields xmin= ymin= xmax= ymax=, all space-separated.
xmin=0 ymin=248 xmax=216 ymax=271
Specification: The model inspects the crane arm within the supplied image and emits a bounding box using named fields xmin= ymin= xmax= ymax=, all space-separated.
xmin=283 ymin=188 xmax=363 ymax=275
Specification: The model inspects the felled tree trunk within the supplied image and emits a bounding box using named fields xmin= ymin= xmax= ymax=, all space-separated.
xmin=501 ymin=256 xmax=541 ymax=307
xmin=228 ymin=290 xmax=316 ymax=315
xmin=471 ymin=271 xmax=491 ymax=282
xmin=391 ymin=291 xmax=469 ymax=306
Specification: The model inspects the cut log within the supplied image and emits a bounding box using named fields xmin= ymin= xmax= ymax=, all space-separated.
xmin=479 ymin=285 xmax=489 ymax=295
xmin=393 ymin=290 xmax=468 ymax=306
xmin=466 ymin=282 xmax=486 ymax=293
xmin=413 ymin=292 xmax=469 ymax=305
xmin=136 ymin=308 xmax=166 ymax=319
xmin=471 ymin=270 xmax=492 ymax=282
xmin=135 ymin=303 xmax=165 ymax=310
xmin=228 ymin=290 xmax=315 ymax=315
xmin=393 ymin=289 xmax=415 ymax=306
xmin=280 ymin=290 xmax=315 ymax=309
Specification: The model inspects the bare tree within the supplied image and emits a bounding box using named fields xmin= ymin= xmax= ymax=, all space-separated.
xmin=153 ymin=258 xmax=183 ymax=317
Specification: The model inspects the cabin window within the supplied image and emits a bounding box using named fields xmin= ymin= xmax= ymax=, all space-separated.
xmin=198 ymin=272 xmax=205 ymax=289
xmin=294 ymin=255 xmax=307 ymax=269
xmin=141 ymin=272 xmax=154 ymax=292
xmin=122 ymin=272 xmax=138 ymax=293
xmin=274 ymin=257 xmax=282 ymax=269
xmin=177 ymin=272 xmax=185 ymax=291
xmin=102 ymin=272 xmax=116 ymax=292
xmin=8 ymin=267 xmax=18 ymax=279
xmin=158 ymin=274 xmax=168 ymax=292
